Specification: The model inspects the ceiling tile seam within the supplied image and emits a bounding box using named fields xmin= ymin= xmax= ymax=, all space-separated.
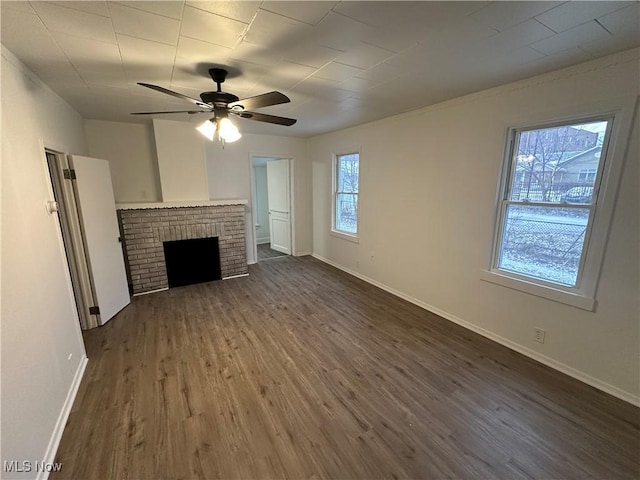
xmin=30 ymin=1 xmax=111 ymax=19
xmin=529 ymin=19 xmax=614 ymax=53
xmin=176 ymin=33 xmax=233 ymax=50
xmin=27 ymin=5 xmax=91 ymax=91
xmin=327 ymin=9 xmax=379 ymax=29
xmin=594 ymin=19 xmax=614 ymax=36
xmin=184 ymin=4 xmax=252 ymax=27
xmin=257 ymin=5 xmax=333 ymax=27
xmin=112 ymin=1 xmax=186 ymax=22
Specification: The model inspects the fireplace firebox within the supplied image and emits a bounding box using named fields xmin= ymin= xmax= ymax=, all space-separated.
xmin=163 ymin=237 xmax=221 ymax=288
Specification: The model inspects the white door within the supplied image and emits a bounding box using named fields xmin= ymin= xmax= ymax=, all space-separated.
xmin=70 ymin=156 xmax=130 ymax=324
xmin=266 ymin=159 xmax=291 ymax=255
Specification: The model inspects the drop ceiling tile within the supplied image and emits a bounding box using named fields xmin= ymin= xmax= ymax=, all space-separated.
xmin=117 ymin=34 xmax=176 ymax=83
xmin=52 ymin=32 xmax=121 ymax=63
xmin=260 ymin=61 xmax=316 ymax=90
xmin=109 ymin=3 xmax=180 ymax=45
xmin=30 ymin=2 xmax=116 ymax=43
xmin=597 ymin=3 xmax=640 ymax=36
xmin=314 ymin=12 xmax=376 ymax=51
xmin=337 ymin=76 xmax=374 ymax=95
xmin=479 ymin=19 xmax=555 ymax=53
xmin=181 ymin=5 xmax=247 ymax=48
xmin=580 ymin=28 xmax=640 ymax=57
xmin=282 ymin=42 xmax=342 ymax=68
xmin=49 ymin=1 xmax=109 ymax=17
xmin=291 ymin=77 xmax=352 ymax=102
xmin=333 ymin=1 xmax=418 ymax=28
xmin=0 ymin=8 xmax=81 ymax=80
xmin=114 ymin=1 xmax=185 ymax=20
xmin=530 ymin=21 xmax=611 ymax=55
xmin=360 ymin=26 xmax=421 ymax=53
xmin=230 ymin=41 xmax=283 ymax=66
xmin=418 ymin=17 xmax=499 ymax=50
xmin=312 ymin=61 xmax=363 ymax=82
xmin=355 ymin=61 xmax=404 ymax=85
xmin=260 ymin=1 xmax=337 ymax=26
xmin=185 ymin=1 xmax=260 ymax=23
xmin=176 ymin=35 xmax=232 ymax=63
xmin=335 ymin=42 xmax=394 ymax=70
xmin=2 ymin=1 xmax=35 ymax=13
xmin=244 ymin=9 xmax=310 ymax=46
xmin=471 ymin=1 xmax=562 ymax=32
xmin=536 ymin=1 xmax=634 ymax=33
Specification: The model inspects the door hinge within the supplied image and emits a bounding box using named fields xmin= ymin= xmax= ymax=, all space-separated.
xmin=63 ymin=168 xmax=77 ymax=180
xmin=89 ymin=306 xmax=100 ymax=315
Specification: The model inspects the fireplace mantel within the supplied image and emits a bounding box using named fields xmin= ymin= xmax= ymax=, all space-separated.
xmin=116 ymin=199 xmax=248 ymax=210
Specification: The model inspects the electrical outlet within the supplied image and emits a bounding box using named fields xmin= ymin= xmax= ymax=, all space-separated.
xmin=534 ymin=328 xmax=546 ymax=344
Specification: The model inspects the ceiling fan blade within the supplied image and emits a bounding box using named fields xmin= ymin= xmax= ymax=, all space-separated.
xmin=228 ymin=91 xmax=290 ymax=111
xmin=137 ymin=83 xmax=211 ymax=109
xmin=131 ymin=110 xmax=209 ymax=115
xmin=235 ymin=111 xmax=297 ymax=126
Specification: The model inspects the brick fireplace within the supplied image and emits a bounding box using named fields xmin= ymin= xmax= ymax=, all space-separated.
xmin=117 ymin=201 xmax=248 ymax=295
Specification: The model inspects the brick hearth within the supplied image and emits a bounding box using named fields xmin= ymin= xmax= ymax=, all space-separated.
xmin=117 ymin=203 xmax=247 ymax=295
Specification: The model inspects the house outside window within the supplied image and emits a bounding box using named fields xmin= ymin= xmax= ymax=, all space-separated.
xmin=486 ymin=116 xmax=619 ymax=308
xmin=333 ymin=152 xmax=359 ymax=238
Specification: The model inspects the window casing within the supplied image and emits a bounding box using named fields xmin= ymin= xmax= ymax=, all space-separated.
xmin=332 ymin=152 xmax=359 ymax=240
xmin=484 ymin=114 xmax=624 ymax=309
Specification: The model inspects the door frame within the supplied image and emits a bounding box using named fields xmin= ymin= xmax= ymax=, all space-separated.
xmin=44 ymin=148 xmax=101 ymax=330
xmin=248 ymin=154 xmax=295 ymax=264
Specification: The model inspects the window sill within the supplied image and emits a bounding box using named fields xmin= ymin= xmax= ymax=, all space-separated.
xmin=480 ymin=269 xmax=595 ymax=311
xmin=330 ymin=230 xmax=359 ymax=244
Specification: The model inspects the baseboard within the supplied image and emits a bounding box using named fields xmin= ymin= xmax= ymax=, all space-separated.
xmin=294 ymin=251 xmax=312 ymax=257
xmin=311 ymin=253 xmax=640 ymax=407
xmin=223 ymin=273 xmax=249 ymax=280
xmin=256 ymin=238 xmax=270 ymax=245
xmin=37 ymin=355 xmax=88 ymax=480
xmin=133 ymin=287 xmax=168 ymax=297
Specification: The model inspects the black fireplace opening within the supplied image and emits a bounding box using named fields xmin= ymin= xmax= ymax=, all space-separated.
xmin=163 ymin=237 xmax=222 ymax=288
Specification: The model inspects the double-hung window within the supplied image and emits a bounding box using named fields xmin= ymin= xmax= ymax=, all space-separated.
xmin=486 ymin=115 xmax=621 ymax=309
xmin=333 ymin=152 xmax=359 ymax=239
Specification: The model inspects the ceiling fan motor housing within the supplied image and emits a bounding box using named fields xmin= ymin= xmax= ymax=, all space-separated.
xmin=200 ymin=91 xmax=240 ymax=107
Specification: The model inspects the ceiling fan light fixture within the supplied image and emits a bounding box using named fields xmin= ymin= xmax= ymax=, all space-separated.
xmin=218 ymin=117 xmax=241 ymax=143
xmin=196 ymin=118 xmax=217 ymax=141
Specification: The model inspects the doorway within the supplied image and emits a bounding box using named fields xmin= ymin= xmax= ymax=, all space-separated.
xmin=251 ymin=156 xmax=293 ymax=262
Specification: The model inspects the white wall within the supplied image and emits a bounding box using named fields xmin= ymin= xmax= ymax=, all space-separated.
xmin=1 ymin=46 xmax=88 ymax=477
xmin=153 ymin=119 xmax=209 ymax=202
xmin=309 ymin=48 xmax=640 ymax=403
xmin=205 ymin=133 xmax=311 ymax=264
xmin=84 ymin=120 xmax=161 ymax=203
xmin=253 ymin=165 xmax=270 ymax=244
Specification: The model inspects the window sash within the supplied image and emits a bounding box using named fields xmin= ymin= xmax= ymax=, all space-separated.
xmin=333 ymin=152 xmax=359 ymax=236
xmin=492 ymin=116 xmax=614 ymax=291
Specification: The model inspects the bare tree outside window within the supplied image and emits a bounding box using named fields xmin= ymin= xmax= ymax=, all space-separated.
xmin=496 ymin=119 xmax=610 ymax=286
xmin=334 ymin=153 xmax=359 ymax=235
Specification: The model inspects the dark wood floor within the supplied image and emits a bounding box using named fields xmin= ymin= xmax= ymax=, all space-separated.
xmin=53 ymin=256 xmax=639 ymax=479
xmin=257 ymin=242 xmax=287 ymax=260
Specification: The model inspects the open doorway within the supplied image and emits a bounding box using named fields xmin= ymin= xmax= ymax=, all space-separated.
xmin=251 ymin=156 xmax=292 ymax=262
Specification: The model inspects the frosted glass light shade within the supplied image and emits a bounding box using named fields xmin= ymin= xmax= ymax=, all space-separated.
xmin=218 ymin=117 xmax=241 ymax=143
xmin=196 ymin=119 xmax=216 ymax=140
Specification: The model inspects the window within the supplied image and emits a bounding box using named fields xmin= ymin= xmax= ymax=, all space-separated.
xmin=487 ymin=116 xmax=616 ymax=306
xmin=333 ymin=152 xmax=359 ymax=237
xmin=578 ymin=168 xmax=597 ymax=183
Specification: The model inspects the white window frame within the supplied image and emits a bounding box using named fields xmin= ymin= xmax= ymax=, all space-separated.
xmin=331 ymin=151 xmax=360 ymax=243
xmin=578 ymin=168 xmax=597 ymax=183
xmin=481 ymin=100 xmax=637 ymax=311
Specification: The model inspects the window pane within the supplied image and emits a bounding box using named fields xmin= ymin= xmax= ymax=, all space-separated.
xmin=498 ymin=205 xmax=590 ymax=286
xmin=510 ymin=120 xmax=608 ymax=204
xmin=336 ymin=193 xmax=358 ymax=233
xmin=338 ymin=153 xmax=359 ymax=193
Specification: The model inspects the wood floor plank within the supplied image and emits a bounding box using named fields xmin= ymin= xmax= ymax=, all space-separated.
xmin=52 ymin=256 xmax=639 ymax=479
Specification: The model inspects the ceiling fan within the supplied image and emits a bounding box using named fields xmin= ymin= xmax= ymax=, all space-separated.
xmin=131 ymin=68 xmax=297 ymax=143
